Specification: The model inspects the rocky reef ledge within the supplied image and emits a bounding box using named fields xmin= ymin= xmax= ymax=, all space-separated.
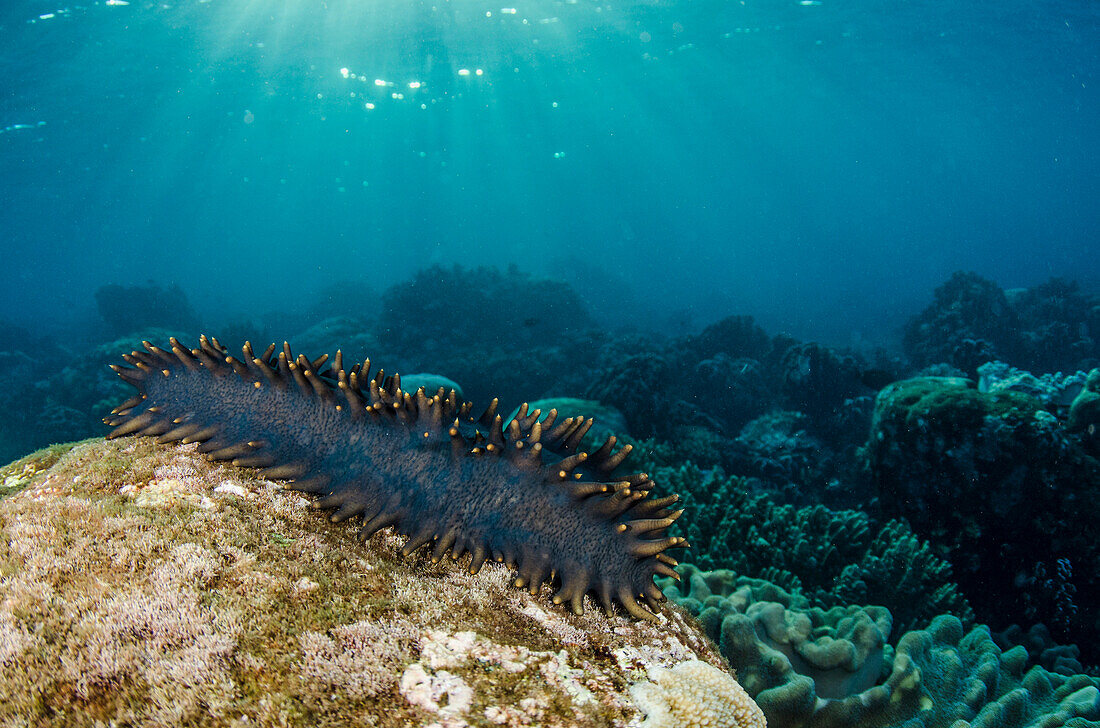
xmin=0 ymin=438 xmax=763 ymax=728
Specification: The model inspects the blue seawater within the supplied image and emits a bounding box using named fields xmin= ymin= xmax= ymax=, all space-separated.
xmin=1 ymin=0 xmax=1099 ymax=722
xmin=1 ymin=0 xmax=1096 ymax=339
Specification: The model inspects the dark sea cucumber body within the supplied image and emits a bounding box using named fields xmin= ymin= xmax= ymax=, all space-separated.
xmin=105 ymin=337 xmax=685 ymax=620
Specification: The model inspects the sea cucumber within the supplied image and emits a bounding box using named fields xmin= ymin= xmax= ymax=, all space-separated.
xmin=105 ymin=336 xmax=686 ymax=620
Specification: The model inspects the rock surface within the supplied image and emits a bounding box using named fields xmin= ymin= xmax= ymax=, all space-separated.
xmin=0 ymin=438 xmax=762 ymax=728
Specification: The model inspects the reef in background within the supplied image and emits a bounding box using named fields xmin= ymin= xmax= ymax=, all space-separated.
xmin=2 ymin=265 xmax=1098 ymax=679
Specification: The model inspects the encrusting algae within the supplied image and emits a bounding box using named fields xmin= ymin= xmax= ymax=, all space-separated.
xmin=0 ymin=438 xmax=763 ymax=728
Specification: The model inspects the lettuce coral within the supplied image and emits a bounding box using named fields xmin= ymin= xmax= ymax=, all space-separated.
xmin=661 ymin=564 xmax=1100 ymax=728
xmin=664 ymin=565 xmax=920 ymax=728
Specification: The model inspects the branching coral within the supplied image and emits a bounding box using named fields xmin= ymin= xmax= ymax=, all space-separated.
xmin=657 ymin=463 xmax=970 ymax=630
xmin=903 ymin=271 xmax=1021 ymax=373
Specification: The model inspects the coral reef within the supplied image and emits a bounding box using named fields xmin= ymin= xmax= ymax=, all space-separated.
xmin=977 ymin=360 xmax=1088 ymax=407
xmin=778 ymin=342 xmax=872 ymax=427
xmin=377 ymin=264 xmax=594 ymax=354
xmin=8 ymin=264 xmax=1100 ymax=699
xmin=904 ymin=272 xmax=1100 ymax=374
xmin=1068 ymin=369 xmax=1100 ymax=449
xmin=656 ymin=463 xmax=970 ymax=633
xmin=289 ymin=315 xmax=380 ymax=368
xmin=687 ymin=354 xmax=771 ymax=433
xmin=581 ymin=314 xmax=881 ymax=502
xmin=631 ymin=660 xmax=766 ymax=728
xmin=865 ymin=375 xmax=1100 ymax=649
xmin=903 ymin=271 xmax=1022 ymax=374
xmin=895 ymin=616 xmax=1100 ymax=728
xmin=95 ymin=281 xmax=200 ymax=338
xmin=995 ymin=623 xmax=1088 ymax=676
xmin=662 ymin=565 xmax=1100 ymax=728
xmin=1011 ymin=277 xmax=1099 ymax=373
xmin=678 ymin=314 xmax=773 ymax=364
xmin=663 ymin=565 xmax=918 ymax=728
xmin=734 ymin=411 xmax=838 ymax=503
xmin=0 ymin=438 xmax=759 ymax=727
xmin=374 ymin=264 xmax=599 ymax=407
xmin=584 ymin=315 xmax=783 ymax=443
xmin=584 ymin=353 xmax=687 ymax=440
xmin=0 ymin=327 xmax=185 ymax=465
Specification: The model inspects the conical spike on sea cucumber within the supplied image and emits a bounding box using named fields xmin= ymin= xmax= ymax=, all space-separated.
xmin=617 ymin=586 xmax=657 ymax=622
xmin=106 ymin=412 xmax=156 ymax=438
xmin=562 ymin=418 xmax=594 ymax=451
xmin=599 ymin=443 xmax=633 ymax=472
xmin=190 ymin=349 xmax=221 ymax=373
xmin=111 ymin=395 xmax=144 ymax=415
xmin=401 ymin=524 xmax=438 ymax=556
xmin=630 ymin=537 xmax=688 ymax=559
xmin=478 ymin=398 xmax=499 ymax=425
xmin=156 ymin=424 xmax=201 ymax=444
xmin=259 ymin=463 xmax=309 ymax=480
xmin=431 ymin=530 xmax=458 ymax=563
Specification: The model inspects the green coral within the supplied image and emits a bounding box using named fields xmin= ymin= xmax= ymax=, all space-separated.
xmin=896 ymin=616 xmax=1100 ymax=728
xmin=662 ymin=565 xmax=1100 ymax=728
xmin=658 ymin=462 xmax=970 ymax=632
xmin=865 ymin=374 xmax=1100 ymax=646
xmin=834 ymin=521 xmax=975 ymax=635
xmin=663 ymin=565 xmax=920 ymax=728
xmin=871 ymin=376 xmax=1040 ymax=437
xmin=1068 ymin=369 xmax=1100 ymax=436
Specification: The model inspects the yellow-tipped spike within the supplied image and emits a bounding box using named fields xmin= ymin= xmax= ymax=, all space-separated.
xmin=630 ymin=537 xmax=688 ymax=559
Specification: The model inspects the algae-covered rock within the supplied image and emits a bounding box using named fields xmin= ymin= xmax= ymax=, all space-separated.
xmin=0 ymin=438 xmax=760 ymax=728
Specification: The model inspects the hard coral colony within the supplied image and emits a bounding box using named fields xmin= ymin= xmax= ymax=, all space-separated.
xmin=104 ymin=336 xmax=687 ymax=621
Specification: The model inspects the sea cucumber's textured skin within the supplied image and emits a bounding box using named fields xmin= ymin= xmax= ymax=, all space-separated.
xmin=105 ymin=337 xmax=686 ymax=620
